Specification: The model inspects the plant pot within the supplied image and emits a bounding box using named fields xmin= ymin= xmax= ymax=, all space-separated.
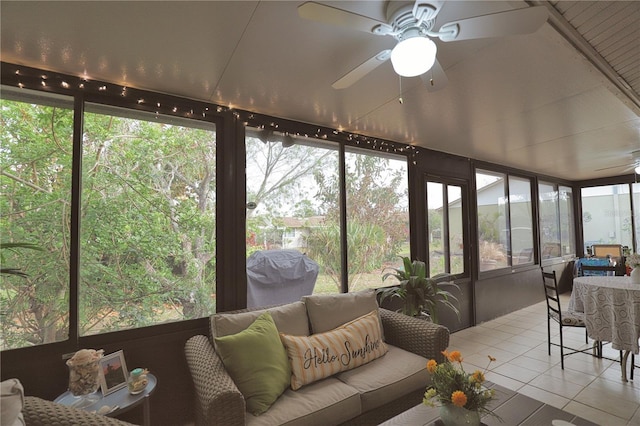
xmin=631 ymin=267 xmax=640 ymax=284
xmin=439 ymin=403 xmax=481 ymax=426
xmin=480 ymin=259 xmax=497 ymax=271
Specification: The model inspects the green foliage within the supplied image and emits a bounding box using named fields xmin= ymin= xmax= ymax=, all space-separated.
xmin=477 ymin=211 xmax=501 ymax=243
xmin=424 ymin=353 xmax=497 ymax=418
xmin=1 ymin=97 xmax=218 ymax=349
xmin=377 ymin=257 xmax=460 ymax=324
xmin=307 ymin=153 xmax=409 ymax=288
xmin=0 ymin=242 xmax=43 ymax=277
xmin=305 ymin=221 xmax=387 ymax=291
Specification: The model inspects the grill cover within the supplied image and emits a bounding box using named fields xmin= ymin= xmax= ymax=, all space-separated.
xmin=246 ymin=250 xmax=319 ymax=308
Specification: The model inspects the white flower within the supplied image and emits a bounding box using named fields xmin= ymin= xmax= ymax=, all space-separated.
xmin=626 ymin=254 xmax=640 ymax=269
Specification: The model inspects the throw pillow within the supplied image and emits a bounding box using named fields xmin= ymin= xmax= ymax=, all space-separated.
xmin=303 ymin=289 xmax=384 ymax=338
xmin=280 ymin=310 xmax=388 ymax=390
xmin=1 ymin=378 xmax=25 ymax=426
xmin=214 ymin=312 xmax=291 ymax=416
xmin=211 ymin=301 xmax=309 ymax=346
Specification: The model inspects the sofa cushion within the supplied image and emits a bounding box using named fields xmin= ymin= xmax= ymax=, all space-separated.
xmin=246 ymin=377 xmax=361 ymax=426
xmin=211 ymin=301 xmax=310 ymax=344
xmin=1 ymin=378 xmax=25 ymax=426
xmin=214 ymin=312 xmax=291 ymax=416
xmin=280 ymin=310 xmax=388 ymax=390
xmin=303 ymin=289 xmax=381 ymax=334
xmin=335 ymin=344 xmax=430 ymax=412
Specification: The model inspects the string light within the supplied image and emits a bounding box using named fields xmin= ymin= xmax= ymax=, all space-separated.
xmin=3 ymin=64 xmax=418 ymax=162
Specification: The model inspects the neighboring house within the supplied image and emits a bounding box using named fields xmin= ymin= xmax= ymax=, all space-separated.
xmin=280 ymin=216 xmax=326 ymax=249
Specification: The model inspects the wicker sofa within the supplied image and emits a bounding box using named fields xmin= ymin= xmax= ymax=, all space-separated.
xmin=1 ymin=377 xmax=132 ymax=426
xmin=23 ymin=396 xmax=134 ymax=426
xmin=184 ymin=290 xmax=450 ymax=426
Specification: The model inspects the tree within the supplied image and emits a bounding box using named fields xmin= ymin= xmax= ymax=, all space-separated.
xmin=1 ymin=100 xmax=74 ymax=348
xmin=306 ymin=153 xmax=409 ymax=290
xmin=1 ymin=98 xmax=220 ymax=349
xmin=245 ymin=135 xmax=335 ymax=252
xmin=245 ymin=135 xmax=333 ymax=219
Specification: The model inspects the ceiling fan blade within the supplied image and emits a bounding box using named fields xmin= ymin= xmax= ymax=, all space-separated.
xmin=332 ymin=50 xmax=391 ymax=89
xmin=594 ymin=163 xmax=633 ymax=172
xmin=298 ymin=1 xmax=386 ymax=33
xmin=420 ymin=59 xmax=448 ymax=92
xmin=438 ymin=6 xmax=548 ymax=42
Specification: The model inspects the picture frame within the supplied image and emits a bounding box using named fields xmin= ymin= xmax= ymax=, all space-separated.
xmin=98 ymin=350 xmax=128 ymax=396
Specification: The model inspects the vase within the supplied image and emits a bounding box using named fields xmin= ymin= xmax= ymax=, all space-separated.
xmin=439 ymin=403 xmax=481 ymax=426
xmin=631 ymin=267 xmax=640 ymax=284
xmin=66 ymin=349 xmax=103 ymax=408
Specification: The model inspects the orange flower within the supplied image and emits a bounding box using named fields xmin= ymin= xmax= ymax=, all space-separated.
xmin=441 ymin=350 xmax=449 ymax=359
xmin=471 ymin=370 xmax=485 ymax=384
xmin=427 ymin=359 xmax=438 ymax=373
xmin=488 ymin=355 xmax=496 ymax=362
xmin=451 ymin=390 xmax=467 ymax=407
xmin=448 ymin=350 xmax=463 ymax=363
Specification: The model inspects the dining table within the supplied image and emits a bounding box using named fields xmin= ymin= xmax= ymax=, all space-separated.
xmin=568 ymin=275 xmax=640 ymax=381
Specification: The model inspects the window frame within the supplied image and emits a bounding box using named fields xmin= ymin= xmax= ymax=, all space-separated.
xmin=425 ymin=175 xmax=470 ymax=278
xmin=475 ymin=168 xmax=537 ymax=275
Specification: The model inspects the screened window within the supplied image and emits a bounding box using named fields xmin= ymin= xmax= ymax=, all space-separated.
xmin=80 ymin=105 xmax=217 ymax=335
xmin=245 ymin=129 xmax=340 ymax=299
xmin=581 ymin=184 xmax=633 ymax=253
xmin=634 ymin=183 xmax=640 ymax=253
xmin=476 ymin=171 xmax=508 ymax=271
xmin=476 ymin=170 xmax=533 ymax=271
xmin=245 ymin=130 xmax=410 ymax=303
xmin=539 ymin=182 xmax=559 ymax=259
xmin=426 ymin=180 xmax=465 ymax=276
xmin=1 ymin=88 xmax=73 ymax=350
xmin=540 ymin=182 xmax=576 ymax=260
xmin=345 ymin=148 xmax=409 ymax=291
xmin=508 ymin=177 xmax=534 ymax=265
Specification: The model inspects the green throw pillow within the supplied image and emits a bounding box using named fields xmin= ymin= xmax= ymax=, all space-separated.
xmin=214 ymin=311 xmax=291 ymax=415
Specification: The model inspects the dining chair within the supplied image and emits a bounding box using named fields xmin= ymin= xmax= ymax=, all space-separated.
xmin=542 ymin=269 xmax=590 ymax=369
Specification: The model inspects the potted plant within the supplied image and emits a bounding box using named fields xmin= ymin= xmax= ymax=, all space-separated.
xmin=478 ymin=241 xmax=506 ymax=270
xmin=377 ymin=256 xmax=460 ymax=324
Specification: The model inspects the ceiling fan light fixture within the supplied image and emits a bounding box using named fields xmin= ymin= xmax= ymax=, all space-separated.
xmin=635 ymin=164 xmax=640 ymax=175
xmin=390 ymin=35 xmax=437 ymax=77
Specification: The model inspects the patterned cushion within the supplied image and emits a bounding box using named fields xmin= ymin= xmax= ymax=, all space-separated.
xmin=551 ymin=310 xmax=585 ymax=326
xmin=280 ymin=310 xmax=388 ymax=390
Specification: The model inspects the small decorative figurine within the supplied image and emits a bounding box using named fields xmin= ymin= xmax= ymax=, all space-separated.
xmin=127 ymin=368 xmax=149 ymax=395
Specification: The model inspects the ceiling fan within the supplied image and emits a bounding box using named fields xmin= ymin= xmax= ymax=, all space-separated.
xmin=298 ymin=1 xmax=549 ymax=90
xmin=595 ymin=150 xmax=640 ymax=174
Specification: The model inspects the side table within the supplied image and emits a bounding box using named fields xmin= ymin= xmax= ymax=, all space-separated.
xmin=55 ymin=373 xmax=157 ymax=426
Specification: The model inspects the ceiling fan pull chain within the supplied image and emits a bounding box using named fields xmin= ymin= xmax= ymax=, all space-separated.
xmin=398 ymin=76 xmax=403 ymax=104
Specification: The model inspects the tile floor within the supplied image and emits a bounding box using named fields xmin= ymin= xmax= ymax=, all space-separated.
xmin=448 ymin=295 xmax=640 ymax=426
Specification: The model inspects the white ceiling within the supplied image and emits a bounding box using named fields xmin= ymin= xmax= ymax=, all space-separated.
xmin=2 ymin=1 xmax=639 ymax=181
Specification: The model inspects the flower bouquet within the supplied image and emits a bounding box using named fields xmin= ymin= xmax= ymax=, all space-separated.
xmin=424 ymin=350 xmax=499 ymax=425
xmin=625 ymin=253 xmax=640 ymax=269
xmin=626 ymin=253 xmax=640 ymax=283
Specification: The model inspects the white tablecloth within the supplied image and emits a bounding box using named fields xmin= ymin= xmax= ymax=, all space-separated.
xmin=568 ymin=276 xmax=640 ymax=354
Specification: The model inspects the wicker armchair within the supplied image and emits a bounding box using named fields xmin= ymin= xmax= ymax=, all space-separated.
xmin=22 ymin=396 xmax=134 ymax=426
xmin=185 ymin=307 xmax=449 ymax=426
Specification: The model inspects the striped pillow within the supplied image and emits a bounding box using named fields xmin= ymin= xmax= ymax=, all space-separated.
xmin=279 ymin=309 xmax=388 ymax=390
